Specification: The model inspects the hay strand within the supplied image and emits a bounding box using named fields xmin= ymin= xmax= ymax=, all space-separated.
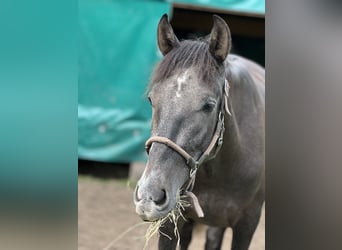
xmin=143 ymin=190 xmax=192 ymax=250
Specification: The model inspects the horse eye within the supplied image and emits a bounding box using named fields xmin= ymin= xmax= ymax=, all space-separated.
xmin=148 ymin=96 xmax=152 ymax=105
xmin=202 ymin=100 xmax=216 ymax=112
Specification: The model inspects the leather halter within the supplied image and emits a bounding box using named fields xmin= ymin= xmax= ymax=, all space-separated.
xmin=144 ymin=79 xmax=231 ymax=217
xmin=145 ymin=79 xmax=230 ymax=177
xmin=145 ymin=111 xmax=224 ymax=171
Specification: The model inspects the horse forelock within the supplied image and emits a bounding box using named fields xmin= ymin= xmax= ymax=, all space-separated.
xmin=146 ymin=39 xmax=225 ymax=95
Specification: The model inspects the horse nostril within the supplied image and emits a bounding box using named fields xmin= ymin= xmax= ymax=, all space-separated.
xmin=154 ymin=189 xmax=167 ymax=206
xmin=137 ymin=186 xmax=168 ymax=206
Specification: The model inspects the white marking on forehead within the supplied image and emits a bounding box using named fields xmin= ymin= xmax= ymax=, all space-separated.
xmin=175 ymin=70 xmax=190 ymax=98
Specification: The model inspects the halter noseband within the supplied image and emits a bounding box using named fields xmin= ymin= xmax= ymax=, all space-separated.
xmin=145 ymin=110 xmax=225 ymax=170
xmin=144 ymin=79 xmax=231 ymax=217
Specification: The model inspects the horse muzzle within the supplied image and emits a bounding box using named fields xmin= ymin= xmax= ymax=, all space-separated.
xmin=133 ymin=185 xmax=174 ymax=221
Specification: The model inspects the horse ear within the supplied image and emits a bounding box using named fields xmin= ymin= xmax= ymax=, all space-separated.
xmin=209 ymin=15 xmax=231 ymax=62
xmin=157 ymin=14 xmax=180 ymax=56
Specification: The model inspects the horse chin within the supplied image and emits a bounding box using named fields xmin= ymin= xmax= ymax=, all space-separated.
xmin=135 ymin=198 xmax=176 ymax=222
xmin=136 ymin=207 xmax=172 ymax=222
xmin=139 ymin=212 xmax=166 ymax=222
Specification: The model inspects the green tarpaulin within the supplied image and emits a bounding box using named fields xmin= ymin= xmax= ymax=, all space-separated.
xmin=169 ymin=0 xmax=265 ymax=14
xmin=78 ymin=0 xmax=171 ymax=162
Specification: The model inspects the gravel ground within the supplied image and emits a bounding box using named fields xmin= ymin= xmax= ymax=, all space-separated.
xmin=78 ymin=175 xmax=264 ymax=250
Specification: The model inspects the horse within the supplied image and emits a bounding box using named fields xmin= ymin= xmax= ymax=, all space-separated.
xmin=134 ymin=14 xmax=265 ymax=250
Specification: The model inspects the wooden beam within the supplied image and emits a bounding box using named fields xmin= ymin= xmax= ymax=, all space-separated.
xmin=170 ymin=3 xmax=265 ymax=39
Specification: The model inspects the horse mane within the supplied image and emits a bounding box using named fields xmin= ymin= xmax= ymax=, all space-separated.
xmin=147 ymin=39 xmax=224 ymax=94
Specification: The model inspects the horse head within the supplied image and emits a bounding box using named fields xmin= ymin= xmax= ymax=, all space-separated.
xmin=134 ymin=14 xmax=231 ymax=221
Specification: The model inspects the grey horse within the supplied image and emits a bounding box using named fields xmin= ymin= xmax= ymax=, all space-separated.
xmin=134 ymin=14 xmax=265 ymax=250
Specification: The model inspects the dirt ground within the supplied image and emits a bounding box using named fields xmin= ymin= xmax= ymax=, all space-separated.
xmin=78 ymin=175 xmax=264 ymax=250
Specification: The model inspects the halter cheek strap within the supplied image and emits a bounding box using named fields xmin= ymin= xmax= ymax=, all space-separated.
xmin=224 ymin=79 xmax=232 ymax=116
xmin=144 ymin=79 xmax=231 ymax=218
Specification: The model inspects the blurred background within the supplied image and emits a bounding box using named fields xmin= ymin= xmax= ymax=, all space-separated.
xmin=1 ymin=0 xmax=341 ymax=249
xmin=78 ymin=1 xmax=265 ymax=249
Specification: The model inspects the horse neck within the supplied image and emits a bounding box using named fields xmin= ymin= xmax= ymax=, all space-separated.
xmin=214 ymin=59 xmax=263 ymax=168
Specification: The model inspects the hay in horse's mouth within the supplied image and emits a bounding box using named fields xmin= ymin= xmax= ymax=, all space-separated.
xmin=143 ymin=190 xmax=191 ymax=249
